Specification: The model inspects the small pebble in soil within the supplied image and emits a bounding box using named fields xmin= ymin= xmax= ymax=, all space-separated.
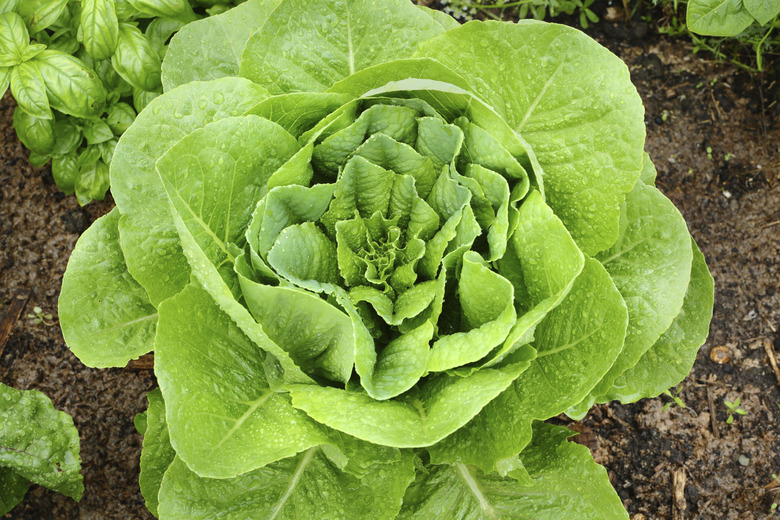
xmin=710 ymin=345 xmax=732 ymax=364
xmin=738 ymin=454 xmax=750 ymax=466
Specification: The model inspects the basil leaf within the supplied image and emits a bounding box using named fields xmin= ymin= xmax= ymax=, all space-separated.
xmin=81 ymin=0 xmax=119 ymax=61
xmin=0 ymin=12 xmax=29 ymax=58
xmin=127 ymin=0 xmax=195 ymax=21
xmin=52 ymin=152 xmax=79 ymax=193
xmin=51 ymin=117 xmax=83 ymax=155
xmin=75 ymin=157 xmax=110 ymax=204
xmin=12 ymin=106 xmax=54 ymax=154
xmin=33 ymin=49 xmax=107 ymax=118
xmin=83 ymin=117 xmax=114 ymax=145
xmin=106 ymin=101 xmax=135 ymax=134
xmin=10 ymin=60 xmax=52 ymax=119
xmin=111 ymin=22 xmax=161 ymax=92
xmin=17 ymin=0 xmax=69 ymax=33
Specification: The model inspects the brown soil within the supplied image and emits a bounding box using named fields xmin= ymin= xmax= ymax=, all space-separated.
xmin=1 ymin=12 xmax=779 ymax=520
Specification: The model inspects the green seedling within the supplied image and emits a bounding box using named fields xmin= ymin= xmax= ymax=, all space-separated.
xmin=706 ymin=146 xmax=713 ymax=160
xmin=662 ymin=386 xmax=686 ymax=412
xmin=724 ymin=398 xmax=747 ymax=424
xmin=26 ymin=306 xmax=55 ymax=326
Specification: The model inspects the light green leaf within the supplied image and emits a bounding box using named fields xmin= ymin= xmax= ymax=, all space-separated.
xmin=416 ymin=5 xmax=459 ymax=30
xmin=429 ymin=258 xmax=627 ymax=473
xmin=0 ymin=383 xmax=83 ymax=500
xmin=52 ymin=152 xmax=79 ymax=194
xmin=59 ymin=207 xmax=157 ymax=367
xmin=33 ymin=50 xmax=107 ymax=118
xmin=75 ymin=157 xmax=110 ymax=205
xmin=288 ymin=357 xmax=530 ymax=448
xmin=111 ymin=77 xmax=269 ymax=306
xmin=10 ymin=61 xmax=51 ymax=120
xmin=112 ymin=22 xmax=161 ymax=92
xmin=415 ymin=21 xmax=645 ymax=255
xmin=400 ymin=422 xmax=627 ymax=519
xmin=106 ymin=101 xmax=136 ymax=135
xmin=156 ymin=282 xmax=330 ymax=478
xmin=161 ymin=0 xmax=281 ymax=90
xmin=0 ymin=0 xmax=18 ymax=14
xmin=0 ymin=467 xmax=28 ymax=516
xmin=158 ymin=439 xmax=415 ymax=520
xmin=0 ymin=66 xmax=10 ymax=94
xmin=604 ymin=239 xmax=714 ymax=402
xmin=744 ymin=0 xmax=780 ymax=25
xmin=584 ymin=181 xmax=693 ymax=406
xmin=239 ymin=0 xmax=445 ymax=94
xmin=238 ymin=278 xmax=355 ymax=384
xmin=17 ymin=0 xmax=68 ymax=33
xmin=155 ymin=115 xmax=300 ymax=290
xmin=687 ymin=0 xmax=754 ymax=35
xmin=0 ymin=12 xmax=28 ymax=58
xmin=139 ymin=389 xmax=175 ymax=518
xmin=127 ymin=0 xmax=195 ymax=20
xmin=12 ymin=107 xmax=54 ymax=154
xmin=245 ymin=91 xmax=352 ymax=138
xmin=83 ymin=118 xmax=114 ymax=145
xmin=639 ymin=151 xmax=657 ymax=185
xmin=81 ymin=0 xmax=120 ymax=61
xmin=427 ymin=252 xmax=516 ymax=372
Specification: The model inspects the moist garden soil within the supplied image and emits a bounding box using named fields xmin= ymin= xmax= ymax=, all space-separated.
xmin=1 ymin=8 xmax=779 ymax=520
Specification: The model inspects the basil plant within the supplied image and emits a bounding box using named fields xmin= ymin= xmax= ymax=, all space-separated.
xmin=0 ymin=0 xmax=242 ymax=205
xmin=59 ymin=0 xmax=714 ymax=517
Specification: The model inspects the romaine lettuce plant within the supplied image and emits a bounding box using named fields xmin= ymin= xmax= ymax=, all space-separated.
xmin=58 ymin=0 xmax=714 ymax=517
xmin=0 ymin=382 xmax=83 ymax=514
xmin=0 ymin=0 xmax=241 ymax=205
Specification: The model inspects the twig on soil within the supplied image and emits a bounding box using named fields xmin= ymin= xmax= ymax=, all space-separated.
xmin=706 ymin=385 xmax=721 ymax=439
xmin=128 ymin=353 xmax=155 ymax=371
xmin=761 ymin=220 xmax=780 ymax=229
xmin=0 ymin=289 xmax=30 ymax=359
xmin=673 ymin=467 xmax=687 ymax=520
xmin=761 ymin=338 xmax=780 ymax=386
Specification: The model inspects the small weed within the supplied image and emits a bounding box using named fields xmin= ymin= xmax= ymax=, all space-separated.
xmin=724 ymin=398 xmax=747 ymax=424
xmin=706 ymin=146 xmax=713 ymax=160
xmin=724 ymin=152 xmax=734 ymax=161
xmin=661 ymin=109 xmax=669 ymax=122
xmin=772 ymin=473 xmax=780 ymax=514
xmin=26 ymin=306 xmax=56 ymax=326
xmin=662 ymin=386 xmax=686 ymax=412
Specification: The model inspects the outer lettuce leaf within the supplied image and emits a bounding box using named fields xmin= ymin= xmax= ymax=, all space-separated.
xmin=161 ymin=0 xmax=281 ymax=90
xmin=59 ymin=207 xmax=157 ymax=367
xmin=139 ymin=389 xmax=175 ymax=517
xmin=400 ymin=423 xmax=627 ymax=520
xmin=572 ymin=180 xmax=693 ymax=414
xmin=238 ymin=0 xmax=445 ymax=94
xmin=428 ymin=258 xmax=627 ymax=473
xmin=158 ymin=439 xmax=415 ymax=520
xmin=0 ymin=384 xmax=83 ymax=501
xmin=604 ymin=239 xmax=714 ymax=402
xmin=415 ymin=21 xmax=645 ymax=256
xmin=111 ymin=77 xmax=270 ymax=306
xmin=155 ymin=283 xmax=330 ymax=478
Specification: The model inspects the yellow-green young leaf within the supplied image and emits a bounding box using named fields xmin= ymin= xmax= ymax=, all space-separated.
xmin=112 ymin=23 xmax=161 ymax=92
xmin=12 ymin=107 xmax=54 ymax=154
xmin=17 ymin=0 xmax=68 ymax=33
xmin=81 ymin=0 xmax=119 ymax=61
xmin=10 ymin=61 xmax=52 ymax=119
xmin=0 ymin=12 xmax=28 ymax=58
xmin=33 ymin=50 xmax=107 ymax=118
